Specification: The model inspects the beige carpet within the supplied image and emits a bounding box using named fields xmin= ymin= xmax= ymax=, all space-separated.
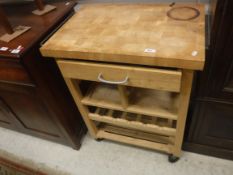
xmin=0 ymin=127 xmax=232 ymax=175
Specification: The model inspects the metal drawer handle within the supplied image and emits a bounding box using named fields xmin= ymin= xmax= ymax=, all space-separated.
xmin=98 ymin=73 xmax=128 ymax=85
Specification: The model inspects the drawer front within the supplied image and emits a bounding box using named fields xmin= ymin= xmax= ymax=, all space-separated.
xmin=57 ymin=60 xmax=182 ymax=92
xmin=0 ymin=59 xmax=32 ymax=85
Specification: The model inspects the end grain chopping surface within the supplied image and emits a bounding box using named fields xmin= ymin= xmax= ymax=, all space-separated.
xmin=40 ymin=4 xmax=205 ymax=70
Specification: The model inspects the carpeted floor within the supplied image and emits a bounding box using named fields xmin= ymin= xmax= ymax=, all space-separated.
xmin=0 ymin=127 xmax=232 ymax=175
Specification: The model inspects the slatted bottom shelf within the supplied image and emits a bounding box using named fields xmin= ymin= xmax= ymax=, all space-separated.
xmin=89 ymin=108 xmax=176 ymax=136
xmin=97 ymin=124 xmax=173 ymax=153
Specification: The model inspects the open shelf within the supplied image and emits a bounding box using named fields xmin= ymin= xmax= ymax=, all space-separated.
xmin=82 ymin=83 xmax=122 ymax=110
xmin=97 ymin=124 xmax=173 ymax=153
xmin=82 ymin=83 xmax=179 ymax=120
xmin=89 ymin=107 xmax=176 ymax=136
xmin=127 ymin=87 xmax=179 ymax=120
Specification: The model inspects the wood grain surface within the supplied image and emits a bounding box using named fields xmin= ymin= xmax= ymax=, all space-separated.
xmin=40 ymin=3 xmax=205 ymax=70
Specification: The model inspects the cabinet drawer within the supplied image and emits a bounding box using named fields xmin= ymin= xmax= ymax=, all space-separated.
xmin=0 ymin=59 xmax=32 ymax=85
xmin=57 ymin=61 xmax=182 ymax=92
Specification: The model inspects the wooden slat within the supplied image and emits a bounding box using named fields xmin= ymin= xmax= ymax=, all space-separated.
xmin=152 ymin=116 xmax=157 ymax=124
xmin=95 ymin=107 xmax=100 ymax=114
xmin=89 ymin=113 xmax=176 ymax=136
xmin=82 ymin=96 xmax=122 ymax=110
xmin=83 ymin=97 xmax=178 ymax=120
xmin=107 ymin=109 xmax=114 ymax=116
xmin=97 ymin=130 xmax=171 ymax=153
xmin=136 ymin=114 xmax=142 ymax=121
xmin=167 ymin=119 xmax=173 ymax=127
xmin=127 ymin=106 xmax=177 ymax=120
xmin=118 ymin=85 xmax=128 ymax=108
xmin=121 ymin=112 xmax=127 ymax=119
xmin=101 ymin=124 xmax=174 ymax=144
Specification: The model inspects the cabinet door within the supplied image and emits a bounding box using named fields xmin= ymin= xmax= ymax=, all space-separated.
xmin=190 ymin=101 xmax=233 ymax=150
xmin=0 ymin=82 xmax=66 ymax=143
xmin=184 ymin=0 xmax=233 ymax=160
xmin=0 ymin=98 xmax=20 ymax=129
xmin=201 ymin=0 xmax=233 ymax=101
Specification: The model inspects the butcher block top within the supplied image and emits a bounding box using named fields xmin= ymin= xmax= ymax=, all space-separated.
xmin=40 ymin=4 xmax=205 ymax=70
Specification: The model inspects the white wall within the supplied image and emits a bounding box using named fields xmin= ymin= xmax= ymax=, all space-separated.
xmin=79 ymin=0 xmax=210 ymax=4
xmin=78 ymin=0 xmax=210 ymax=14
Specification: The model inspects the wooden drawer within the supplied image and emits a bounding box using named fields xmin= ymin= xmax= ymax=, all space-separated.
xmin=0 ymin=59 xmax=33 ymax=85
xmin=57 ymin=60 xmax=182 ymax=92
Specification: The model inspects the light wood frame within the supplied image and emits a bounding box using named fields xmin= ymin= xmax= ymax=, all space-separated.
xmin=59 ymin=61 xmax=193 ymax=158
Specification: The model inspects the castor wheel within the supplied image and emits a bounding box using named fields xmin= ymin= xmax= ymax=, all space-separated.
xmin=168 ymin=154 xmax=180 ymax=163
xmin=96 ymin=138 xmax=104 ymax=142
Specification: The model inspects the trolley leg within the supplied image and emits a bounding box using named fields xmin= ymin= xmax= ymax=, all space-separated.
xmin=95 ymin=138 xmax=104 ymax=142
xmin=172 ymin=70 xmax=194 ymax=159
xmin=168 ymin=154 xmax=180 ymax=163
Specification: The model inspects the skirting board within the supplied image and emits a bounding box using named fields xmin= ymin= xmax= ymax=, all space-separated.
xmin=0 ymin=26 xmax=31 ymax=43
xmin=0 ymin=149 xmax=68 ymax=175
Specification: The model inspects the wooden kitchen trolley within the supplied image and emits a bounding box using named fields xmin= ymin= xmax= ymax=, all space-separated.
xmin=40 ymin=4 xmax=205 ymax=162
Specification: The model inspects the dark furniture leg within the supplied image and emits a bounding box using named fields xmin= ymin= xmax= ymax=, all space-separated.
xmin=34 ymin=0 xmax=45 ymax=11
xmin=0 ymin=6 xmax=13 ymax=34
xmin=32 ymin=0 xmax=56 ymax=16
xmin=0 ymin=6 xmax=31 ymax=42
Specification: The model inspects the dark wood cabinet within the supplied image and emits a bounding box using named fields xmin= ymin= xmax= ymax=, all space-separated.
xmin=0 ymin=97 xmax=20 ymax=129
xmin=184 ymin=0 xmax=233 ymax=160
xmin=0 ymin=83 xmax=64 ymax=139
xmin=192 ymin=101 xmax=233 ymax=149
xmin=0 ymin=1 xmax=86 ymax=149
